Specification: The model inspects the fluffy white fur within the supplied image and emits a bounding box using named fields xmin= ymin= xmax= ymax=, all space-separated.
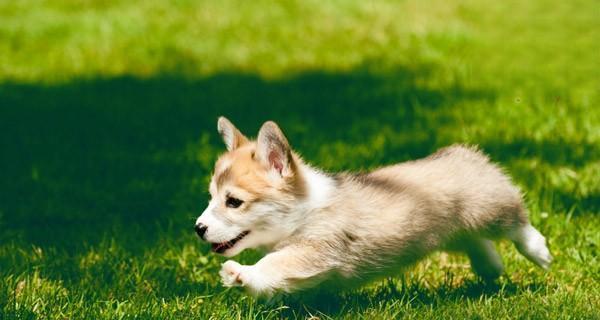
xmin=195 ymin=117 xmax=553 ymax=298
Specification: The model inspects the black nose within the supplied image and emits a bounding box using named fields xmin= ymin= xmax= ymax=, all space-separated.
xmin=194 ymin=223 xmax=208 ymax=239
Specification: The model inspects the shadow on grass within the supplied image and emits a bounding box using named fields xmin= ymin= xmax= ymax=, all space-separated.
xmin=0 ymin=65 xmax=595 ymax=315
xmin=0 ymin=64 xmax=597 ymax=253
xmin=281 ymin=277 xmax=547 ymax=317
xmin=0 ymin=65 xmax=493 ymax=248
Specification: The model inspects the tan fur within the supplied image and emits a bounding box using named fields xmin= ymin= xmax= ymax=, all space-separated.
xmin=279 ymin=146 xmax=526 ymax=280
xmin=197 ymin=118 xmax=553 ymax=298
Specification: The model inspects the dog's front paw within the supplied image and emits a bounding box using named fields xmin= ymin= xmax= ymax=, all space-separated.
xmin=220 ymin=260 xmax=244 ymax=287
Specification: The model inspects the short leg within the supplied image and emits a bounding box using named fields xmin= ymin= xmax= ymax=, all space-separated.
xmin=465 ymin=238 xmax=504 ymax=280
xmin=508 ymin=223 xmax=553 ymax=269
xmin=219 ymin=245 xmax=330 ymax=298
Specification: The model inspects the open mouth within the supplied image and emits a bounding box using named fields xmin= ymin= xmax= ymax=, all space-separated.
xmin=210 ymin=231 xmax=250 ymax=254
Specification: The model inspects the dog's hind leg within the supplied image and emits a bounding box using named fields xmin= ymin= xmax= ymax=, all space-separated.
xmin=508 ymin=223 xmax=552 ymax=270
xmin=464 ymin=237 xmax=504 ymax=280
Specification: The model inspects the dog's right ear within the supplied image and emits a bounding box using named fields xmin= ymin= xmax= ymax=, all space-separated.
xmin=217 ymin=117 xmax=248 ymax=151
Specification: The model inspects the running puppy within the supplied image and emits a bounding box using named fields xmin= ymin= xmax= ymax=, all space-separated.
xmin=194 ymin=117 xmax=552 ymax=297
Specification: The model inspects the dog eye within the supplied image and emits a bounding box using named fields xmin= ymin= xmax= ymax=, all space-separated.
xmin=225 ymin=197 xmax=244 ymax=208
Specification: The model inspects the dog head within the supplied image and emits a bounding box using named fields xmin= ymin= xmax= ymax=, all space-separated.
xmin=194 ymin=117 xmax=306 ymax=256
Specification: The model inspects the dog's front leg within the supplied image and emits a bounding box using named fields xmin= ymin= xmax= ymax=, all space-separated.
xmin=219 ymin=246 xmax=327 ymax=298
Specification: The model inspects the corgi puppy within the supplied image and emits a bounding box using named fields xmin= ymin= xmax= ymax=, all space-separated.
xmin=194 ymin=117 xmax=552 ymax=298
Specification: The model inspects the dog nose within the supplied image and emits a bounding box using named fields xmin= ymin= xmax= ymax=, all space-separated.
xmin=194 ymin=223 xmax=208 ymax=239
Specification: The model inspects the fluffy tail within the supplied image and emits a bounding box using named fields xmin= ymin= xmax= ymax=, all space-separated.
xmin=509 ymin=223 xmax=553 ymax=269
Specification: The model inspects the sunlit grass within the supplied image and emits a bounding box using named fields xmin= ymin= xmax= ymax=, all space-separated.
xmin=0 ymin=0 xmax=598 ymax=319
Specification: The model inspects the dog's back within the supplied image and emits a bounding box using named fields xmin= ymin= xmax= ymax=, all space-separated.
xmin=295 ymin=145 xmax=531 ymax=280
xmin=372 ymin=144 xmax=527 ymax=236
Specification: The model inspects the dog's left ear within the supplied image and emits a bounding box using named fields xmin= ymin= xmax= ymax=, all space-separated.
xmin=256 ymin=121 xmax=294 ymax=177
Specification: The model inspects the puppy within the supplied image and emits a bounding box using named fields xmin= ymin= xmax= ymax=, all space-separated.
xmin=194 ymin=117 xmax=552 ymax=298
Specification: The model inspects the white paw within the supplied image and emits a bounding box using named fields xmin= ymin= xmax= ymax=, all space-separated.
xmin=219 ymin=260 xmax=244 ymax=287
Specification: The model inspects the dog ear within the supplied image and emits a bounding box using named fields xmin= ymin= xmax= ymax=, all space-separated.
xmin=256 ymin=121 xmax=293 ymax=177
xmin=217 ymin=117 xmax=248 ymax=151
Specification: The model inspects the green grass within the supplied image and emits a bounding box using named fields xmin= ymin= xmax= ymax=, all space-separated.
xmin=1 ymin=0 xmax=599 ymax=319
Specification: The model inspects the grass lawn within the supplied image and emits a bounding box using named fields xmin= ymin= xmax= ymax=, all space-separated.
xmin=1 ymin=0 xmax=599 ymax=318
